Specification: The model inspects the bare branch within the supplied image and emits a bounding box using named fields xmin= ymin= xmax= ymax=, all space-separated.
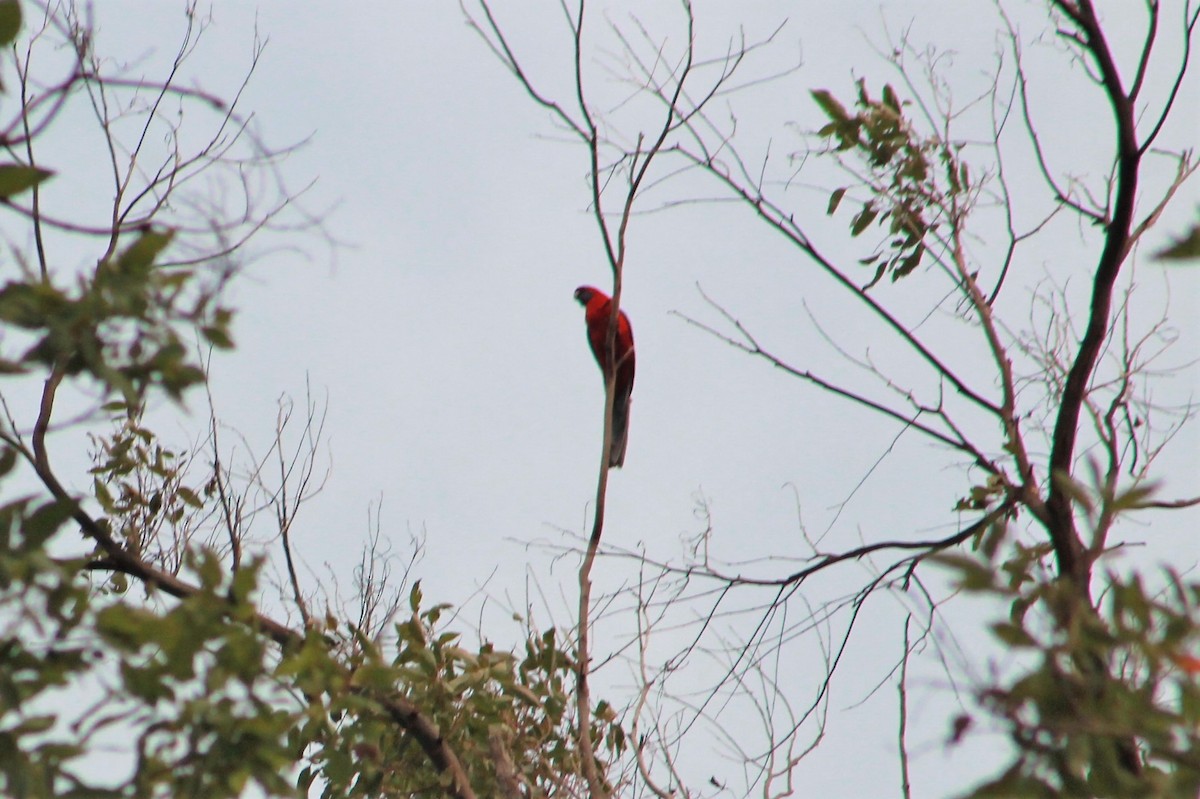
xmin=1045 ymin=0 xmax=1145 ymax=588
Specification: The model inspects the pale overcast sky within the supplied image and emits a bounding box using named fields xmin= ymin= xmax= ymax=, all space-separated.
xmin=21 ymin=1 xmax=1200 ymax=796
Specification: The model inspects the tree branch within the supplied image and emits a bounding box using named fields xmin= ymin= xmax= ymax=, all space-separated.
xmin=1045 ymin=0 xmax=1143 ymax=589
xmin=29 ymin=365 xmax=478 ymax=799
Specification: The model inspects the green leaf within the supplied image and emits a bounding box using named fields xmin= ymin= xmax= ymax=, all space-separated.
xmin=93 ymin=477 xmax=115 ymax=514
xmin=177 ymin=486 xmax=203 ymax=508
xmin=24 ymin=499 xmax=73 ymax=545
xmin=893 ymin=244 xmax=925 ymax=279
xmin=1156 ymin=221 xmax=1200 ymax=261
xmin=991 ymin=621 xmax=1037 ymax=648
xmin=863 ymin=260 xmax=887 ymax=291
xmin=1110 ymin=481 xmax=1161 ymax=512
xmin=827 ymin=187 xmax=847 ymax=215
xmin=96 ymin=604 xmax=158 ymax=646
xmin=855 ymin=77 xmax=870 ymax=106
xmin=1051 ymin=469 xmax=1094 ymax=516
xmin=0 ymin=446 xmax=15 ymax=478
xmin=0 ymin=279 xmax=69 ymax=331
xmin=16 ymin=715 xmax=56 ymax=735
xmin=0 ymin=164 xmax=53 ymax=198
xmin=882 ymin=83 xmax=901 ymax=112
xmin=201 ymin=325 xmax=234 ymax=349
xmin=850 ymin=202 xmax=878 ymax=236
xmin=811 ymin=89 xmax=850 ymax=123
xmin=115 ymin=228 xmax=174 ymax=276
xmin=931 ymin=552 xmax=998 ymax=592
xmin=194 ymin=548 xmax=224 ymax=590
xmin=0 ymin=1 xmax=20 ymax=49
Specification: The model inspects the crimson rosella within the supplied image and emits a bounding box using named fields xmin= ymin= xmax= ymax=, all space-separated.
xmin=574 ymin=286 xmax=635 ymax=468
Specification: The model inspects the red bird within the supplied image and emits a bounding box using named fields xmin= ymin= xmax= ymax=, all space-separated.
xmin=574 ymin=286 xmax=636 ymax=468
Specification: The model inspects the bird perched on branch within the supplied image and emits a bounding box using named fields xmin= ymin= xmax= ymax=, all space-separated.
xmin=574 ymin=285 xmax=636 ymax=468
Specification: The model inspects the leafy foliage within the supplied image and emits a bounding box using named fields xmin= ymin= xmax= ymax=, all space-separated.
xmin=88 ymin=407 xmax=209 ymax=573
xmin=813 ymin=80 xmax=972 ymax=288
xmin=0 ymin=0 xmax=19 ymax=51
xmin=940 ymin=519 xmax=1200 ymax=799
xmin=0 ymin=164 xmax=53 ymax=198
xmin=0 ymin=228 xmax=233 ymax=402
xmin=0 ymin=526 xmax=308 ymax=798
xmin=1156 ymin=218 xmax=1200 ymax=261
xmin=292 ymin=586 xmax=624 ymax=798
xmin=0 ymin=3 xmax=639 ymax=797
xmin=0 ymin=2 xmax=1193 ymax=798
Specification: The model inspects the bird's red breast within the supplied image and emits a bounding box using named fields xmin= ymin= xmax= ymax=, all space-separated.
xmin=574 ymin=285 xmax=635 ymax=380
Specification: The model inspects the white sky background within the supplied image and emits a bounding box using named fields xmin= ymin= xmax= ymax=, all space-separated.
xmin=14 ymin=0 xmax=1200 ymax=796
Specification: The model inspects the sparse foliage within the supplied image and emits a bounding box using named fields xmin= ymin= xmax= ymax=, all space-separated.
xmin=468 ymin=0 xmax=1200 ymax=796
xmin=1 ymin=1 xmax=1197 ymax=798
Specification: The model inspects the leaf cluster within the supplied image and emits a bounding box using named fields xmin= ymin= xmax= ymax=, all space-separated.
xmin=88 ymin=407 xmax=209 ymax=571
xmin=0 ymin=4 xmax=639 ymax=796
xmin=0 ymin=227 xmax=234 ymax=402
xmin=939 ymin=522 xmax=1200 ymax=798
xmin=295 ymin=585 xmax=626 ymax=798
xmin=814 ymin=80 xmax=971 ymax=288
xmin=0 ymin=491 xmax=303 ymax=798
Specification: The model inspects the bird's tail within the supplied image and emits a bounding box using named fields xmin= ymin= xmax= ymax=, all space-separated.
xmin=609 ymin=392 xmax=630 ymax=468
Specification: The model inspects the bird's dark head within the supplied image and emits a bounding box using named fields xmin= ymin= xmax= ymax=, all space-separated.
xmin=574 ymin=285 xmax=600 ymax=306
